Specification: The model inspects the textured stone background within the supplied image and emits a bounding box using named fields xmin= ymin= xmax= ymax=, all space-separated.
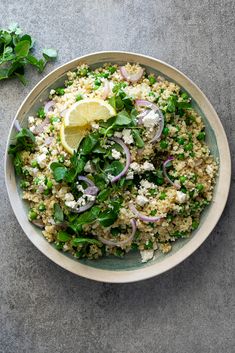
xmin=0 ymin=1 xmax=234 ymax=352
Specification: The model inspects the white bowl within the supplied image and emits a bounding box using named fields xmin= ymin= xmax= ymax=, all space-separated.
xmin=5 ymin=51 xmax=231 ymax=283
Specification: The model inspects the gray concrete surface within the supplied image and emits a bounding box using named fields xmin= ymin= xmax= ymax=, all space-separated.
xmin=0 ymin=0 xmax=234 ymax=352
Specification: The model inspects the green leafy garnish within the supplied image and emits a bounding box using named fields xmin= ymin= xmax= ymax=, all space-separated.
xmin=53 ymin=203 xmax=64 ymax=223
xmin=0 ymin=23 xmax=57 ymax=84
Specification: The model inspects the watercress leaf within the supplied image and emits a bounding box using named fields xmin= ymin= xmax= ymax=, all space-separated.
xmin=57 ymin=231 xmax=71 ymax=242
xmin=0 ymin=30 xmax=12 ymax=45
xmin=97 ymin=189 xmax=111 ymax=202
xmin=114 ymin=110 xmax=131 ymax=126
xmin=0 ymin=68 xmax=9 ymax=80
xmin=104 ymin=161 xmax=124 ymax=176
xmin=13 ymin=152 xmax=23 ymax=175
xmin=8 ymin=22 xmax=22 ymax=35
xmin=132 ymin=129 xmax=144 ymax=148
xmin=98 ymin=209 xmax=118 ymax=227
xmin=20 ymin=34 xmax=32 ymax=46
xmin=14 ymin=72 xmax=27 ymax=85
xmin=53 ymin=166 xmax=67 ymax=182
xmin=76 ymin=206 xmax=100 ymax=225
xmin=15 ymin=40 xmax=30 ymax=58
xmin=108 ymin=96 xmax=116 ymax=110
xmin=71 ymin=237 xmax=102 ymax=247
xmin=115 ymin=95 xmax=124 ymax=110
xmin=43 ymin=48 xmax=57 ymax=61
xmin=50 ymin=162 xmax=63 ymax=171
xmin=79 ymin=132 xmax=99 ymax=154
xmin=53 ymin=203 xmax=64 ymax=223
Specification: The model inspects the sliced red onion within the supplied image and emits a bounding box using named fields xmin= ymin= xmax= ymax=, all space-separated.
xmin=68 ymin=176 xmax=98 ymax=213
xmin=135 ymin=100 xmax=164 ymax=142
xmin=163 ymin=157 xmax=180 ymax=189
xmin=14 ymin=119 xmax=21 ymax=132
xmin=78 ymin=176 xmax=95 ymax=186
xmin=97 ymin=219 xmax=136 ymax=247
xmin=84 ymin=186 xmax=99 ymax=196
xmin=102 ymin=80 xmax=110 ymax=100
xmin=31 ymin=219 xmax=44 ymax=229
xmin=120 ymin=66 xmax=144 ymax=83
xmin=44 ymin=100 xmax=55 ymax=115
xmin=129 ymin=203 xmax=164 ymax=223
xmin=34 ymin=116 xmax=50 ymax=135
xmin=109 ymin=137 xmax=131 ymax=183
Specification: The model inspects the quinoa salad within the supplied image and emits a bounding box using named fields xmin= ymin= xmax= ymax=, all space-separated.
xmin=9 ymin=63 xmax=218 ymax=263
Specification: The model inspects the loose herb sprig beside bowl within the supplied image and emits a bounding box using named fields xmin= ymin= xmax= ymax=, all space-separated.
xmin=0 ymin=22 xmax=57 ymax=84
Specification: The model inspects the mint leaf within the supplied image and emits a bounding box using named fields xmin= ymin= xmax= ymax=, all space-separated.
xmin=43 ymin=48 xmax=57 ymax=61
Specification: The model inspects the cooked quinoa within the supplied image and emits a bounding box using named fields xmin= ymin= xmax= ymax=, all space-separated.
xmin=9 ymin=63 xmax=218 ymax=262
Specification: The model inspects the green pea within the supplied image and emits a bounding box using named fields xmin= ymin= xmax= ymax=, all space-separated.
xmin=79 ymin=68 xmax=88 ymax=76
xmin=196 ymin=183 xmax=204 ymax=192
xmin=197 ymin=132 xmax=206 ymax=141
xmin=192 ymin=220 xmax=199 ymax=230
xmin=38 ymin=203 xmax=46 ymax=212
xmin=76 ymin=94 xmax=83 ymax=102
xmin=148 ymin=75 xmax=156 ymax=85
xmin=149 ymin=91 xmax=155 ymax=97
xmin=180 ymin=176 xmax=187 ymax=183
xmin=31 ymin=160 xmax=38 ymax=168
xmin=55 ymin=87 xmax=65 ymax=96
xmin=162 ymin=127 xmax=169 ymax=136
xmin=159 ymin=192 xmax=166 ymax=200
xmin=184 ymin=142 xmax=193 ymax=151
xmin=20 ymin=180 xmax=29 ymax=189
xmin=177 ymin=137 xmax=185 ymax=145
xmin=181 ymin=92 xmax=189 ymax=100
xmin=28 ymin=209 xmax=37 ymax=220
xmin=178 ymin=153 xmax=185 ymax=160
xmin=160 ymin=140 xmax=168 ymax=149
xmin=94 ymin=79 xmax=101 ymax=86
xmin=107 ymin=66 xmax=116 ymax=74
xmin=150 ymin=209 xmax=157 ymax=216
xmin=46 ymin=179 xmax=53 ymax=189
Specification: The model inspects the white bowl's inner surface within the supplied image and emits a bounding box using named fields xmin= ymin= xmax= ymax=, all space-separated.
xmin=5 ymin=52 xmax=230 ymax=281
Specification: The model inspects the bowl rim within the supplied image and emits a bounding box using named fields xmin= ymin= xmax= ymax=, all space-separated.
xmin=4 ymin=51 xmax=231 ymax=283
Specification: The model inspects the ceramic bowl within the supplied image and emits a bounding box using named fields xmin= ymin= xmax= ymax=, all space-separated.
xmin=4 ymin=51 xmax=231 ymax=283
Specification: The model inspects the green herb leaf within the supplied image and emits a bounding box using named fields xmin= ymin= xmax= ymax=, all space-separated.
xmin=114 ymin=110 xmax=131 ymax=126
xmin=42 ymin=48 xmax=57 ymax=61
xmin=57 ymin=231 xmax=71 ymax=242
xmin=79 ymin=132 xmax=99 ymax=154
xmin=53 ymin=203 xmax=64 ymax=223
xmin=71 ymin=237 xmax=102 ymax=247
xmin=75 ymin=206 xmax=100 ymax=226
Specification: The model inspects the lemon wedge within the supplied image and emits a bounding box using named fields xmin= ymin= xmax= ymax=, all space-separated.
xmin=60 ymin=123 xmax=89 ymax=154
xmin=64 ymin=98 xmax=116 ymax=127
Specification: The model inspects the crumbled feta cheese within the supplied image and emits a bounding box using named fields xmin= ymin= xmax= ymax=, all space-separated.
xmin=140 ymin=179 xmax=155 ymax=189
xmin=64 ymin=193 xmax=74 ymax=202
xmin=84 ymin=161 xmax=95 ymax=173
xmin=176 ymin=191 xmax=187 ymax=204
xmin=50 ymin=89 xmax=56 ymax=95
xmin=36 ymin=153 xmax=47 ymax=168
xmin=77 ymin=184 xmax=84 ymax=192
xmin=86 ymin=195 xmax=96 ymax=202
xmin=142 ymin=161 xmax=155 ymax=171
xmin=130 ymin=162 xmax=141 ymax=172
xmin=206 ymin=165 xmax=213 ymax=177
xmin=29 ymin=167 xmax=39 ymax=177
xmin=142 ymin=110 xmax=160 ymax=128
xmin=140 ymin=250 xmax=154 ymax=263
xmin=114 ymin=131 xmax=122 ymax=138
xmin=29 ymin=126 xmax=35 ymax=132
xmin=40 ymin=146 xmax=48 ymax=154
xmin=91 ymin=123 xmax=99 ymax=130
xmin=28 ymin=116 xmax=35 ymax=124
xmin=122 ymin=129 xmax=134 ymax=144
xmin=126 ymin=171 xmax=134 ymax=180
xmin=111 ymin=149 xmax=121 ymax=160
xmin=136 ymin=195 xmax=149 ymax=206
xmin=65 ymin=200 xmax=77 ymax=208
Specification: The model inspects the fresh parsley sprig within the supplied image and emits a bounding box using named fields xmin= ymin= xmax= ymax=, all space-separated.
xmin=0 ymin=22 xmax=57 ymax=84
